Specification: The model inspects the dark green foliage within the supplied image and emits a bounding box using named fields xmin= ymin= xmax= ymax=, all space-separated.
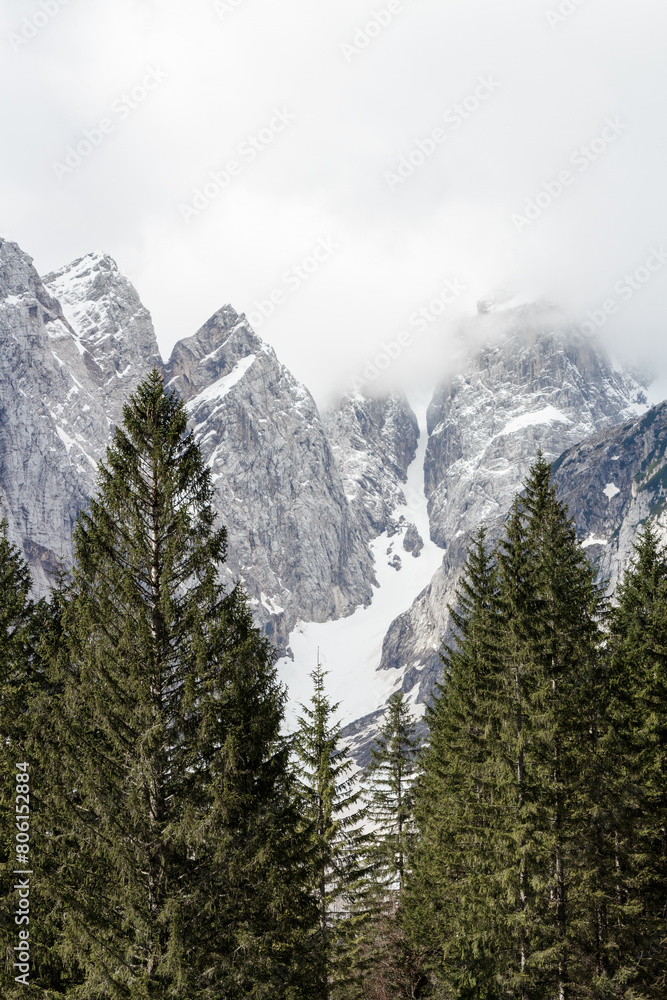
xmin=0 ymin=519 xmax=34 ymax=697
xmin=294 ymin=657 xmax=369 ymax=1000
xmin=497 ymin=455 xmax=609 ymax=998
xmin=606 ymin=524 xmax=667 ymax=996
xmin=366 ymin=690 xmax=420 ymax=897
xmin=405 ymin=458 xmax=614 ymax=999
xmin=338 ymin=690 xmax=422 ymax=1000
xmin=0 ymin=520 xmax=35 ymax=779
xmin=33 ymin=370 xmax=315 ymax=999
xmin=0 ymin=521 xmax=37 ymax=993
xmin=404 ymin=526 xmax=508 ymax=999
xmin=0 ymin=529 xmax=80 ymax=997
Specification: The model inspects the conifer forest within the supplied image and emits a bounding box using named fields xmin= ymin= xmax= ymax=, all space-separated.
xmin=1 ymin=372 xmax=665 ymax=999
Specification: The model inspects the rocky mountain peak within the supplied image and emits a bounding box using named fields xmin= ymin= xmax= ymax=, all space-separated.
xmin=170 ymin=308 xmax=375 ymax=644
xmin=0 ymin=237 xmax=42 ymax=298
xmin=42 ymin=251 xmax=162 ymax=393
xmin=0 ymin=237 xmax=70 ymax=328
xmin=0 ymin=239 xmax=376 ymax=652
xmin=376 ymin=307 xmax=651 ymax=718
xmin=165 ymin=306 xmax=260 ymax=403
xmin=2 ymin=236 xmax=665 ymax=762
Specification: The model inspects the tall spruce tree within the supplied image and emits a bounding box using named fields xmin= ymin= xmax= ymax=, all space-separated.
xmin=342 ymin=690 xmax=422 ymax=1000
xmin=0 ymin=521 xmax=39 ymax=993
xmin=405 ymin=459 xmax=609 ymax=999
xmin=607 ymin=523 xmax=667 ymax=997
xmin=35 ymin=370 xmax=316 ymax=999
xmin=404 ymin=526 xmax=508 ymax=999
xmin=366 ymin=689 xmax=420 ymax=897
xmin=500 ymin=455 xmax=606 ymax=999
xmin=293 ymin=657 xmax=369 ymax=1000
xmin=0 ymin=530 xmax=86 ymax=996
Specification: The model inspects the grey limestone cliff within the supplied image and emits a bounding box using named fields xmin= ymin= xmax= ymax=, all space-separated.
xmin=552 ymin=400 xmax=667 ymax=596
xmin=0 ymin=238 xmax=374 ymax=648
xmin=165 ymin=306 xmax=375 ymax=644
xmin=323 ymin=391 xmax=419 ymax=539
xmin=0 ymin=241 xmax=149 ymax=591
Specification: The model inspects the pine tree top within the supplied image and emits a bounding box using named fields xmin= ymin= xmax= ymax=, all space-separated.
xmin=72 ymin=368 xmax=227 ymax=607
xmin=368 ymin=690 xmax=421 ymax=776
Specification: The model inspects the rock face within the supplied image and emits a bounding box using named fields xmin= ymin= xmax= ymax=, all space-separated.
xmin=403 ymin=524 xmax=423 ymax=557
xmin=424 ymin=306 xmax=647 ymax=547
xmin=552 ymin=401 xmax=667 ymax=595
xmin=323 ymin=392 xmax=419 ymax=538
xmin=43 ymin=252 xmax=163 ymax=397
xmin=0 ymin=238 xmax=374 ymax=647
xmin=0 ymin=243 xmax=176 ymax=592
xmin=0 ymin=242 xmax=130 ymax=591
xmin=377 ymin=304 xmax=650 ymax=702
xmin=165 ymin=306 xmax=375 ymax=645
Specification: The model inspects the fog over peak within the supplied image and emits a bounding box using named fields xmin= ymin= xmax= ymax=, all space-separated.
xmin=1 ymin=0 xmax=666 ymax=405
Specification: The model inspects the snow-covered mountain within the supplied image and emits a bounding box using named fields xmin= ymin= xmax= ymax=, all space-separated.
xmin=0 ymin=242 xmax=154 ymax=591
xmin=280 ymin=394 xmax=444 ymax=735
xmin=164 ymin=305 xmax=375 ymax=645
xmin=0 ymin=238 xmax=661 ymax=759
xmin=0 ymin=238 xmax=373 ymax=640
xmin=371 ymin=304 xmax=650 ymax=726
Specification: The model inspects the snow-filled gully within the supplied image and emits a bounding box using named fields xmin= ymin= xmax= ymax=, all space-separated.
xmin=278 ymin=393 xmax=443 ymax=731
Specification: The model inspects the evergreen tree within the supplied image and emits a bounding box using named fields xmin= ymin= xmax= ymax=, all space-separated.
xmin=366 ymin=690 xmax=420 ymax=897
xmin=35 ymin=370 xmax=316 ymax=999
xmin=0 ymin=531 xmax=89 ymax=996
xmin=294 ymin=656 xmax=369 ymax=1000
xmin=404 ymin=526 xmax=508 ymax=999
xmin=405 ymin=459 xmax=609 ymax=999
xmin=0 ymin=518 xmax=35 ymax=778
xmin=0 ymin=520 xmax=38 ymax=992
xmin=341 ymin=690 xmax=422 ymax=1000
xmin=498 ymin=454 xmax=606 ymax=999
xmin=607 ymin=523 xmax=667 ymax=996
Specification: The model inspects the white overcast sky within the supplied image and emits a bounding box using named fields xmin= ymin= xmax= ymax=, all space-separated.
xmin=1 ymin=0 xmax=667 ymax=405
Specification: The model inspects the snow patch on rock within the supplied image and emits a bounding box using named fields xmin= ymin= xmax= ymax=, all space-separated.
xmin=581 ymin=534 xmax=608 ymax=548
xmin=497 ymin=405 xmax=571 ymax=438
xmin=603 ymin=482 xmax=620 ymax=500
xmin=187 ymin=354 xmax=256 ymax=410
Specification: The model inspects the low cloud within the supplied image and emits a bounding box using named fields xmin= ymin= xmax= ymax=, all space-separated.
xmin=1 ymin=0 xmax=666 ymax=405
